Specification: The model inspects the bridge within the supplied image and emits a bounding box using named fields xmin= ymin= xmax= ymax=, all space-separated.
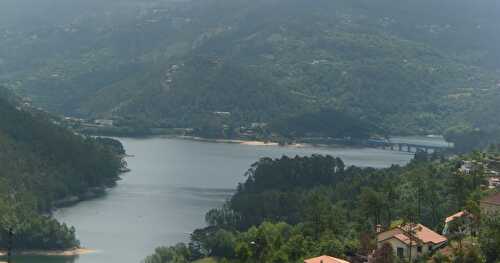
xmin=366 ymin=139 xmax=450 ymax=153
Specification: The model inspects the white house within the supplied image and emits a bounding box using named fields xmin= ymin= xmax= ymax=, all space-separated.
xmin=377 ymin=223 xmax=447 ymax=261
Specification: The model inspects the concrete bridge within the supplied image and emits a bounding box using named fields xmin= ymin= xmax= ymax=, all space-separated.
xmin=366 ymin=139 xmax=449 ymax=153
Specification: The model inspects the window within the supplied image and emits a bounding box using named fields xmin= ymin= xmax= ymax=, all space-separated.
xmin=428 ymin=245 xmax=433 ymax=251
xmin=417 ymin=246 xmax=422 ymax=253
xmin=397 ymin=247 xmax=404 ymax=258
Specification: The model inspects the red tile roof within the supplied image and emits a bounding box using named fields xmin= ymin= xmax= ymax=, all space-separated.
xmin=445 ymin=211 xmax=466 ymax=223
xmin=481 ymin=192 xmax=500 ymax=206
xmin=304 ymin=255 xmax=350 ymax=263
xmin=379 ymin=223 xmax=447 ymax=245
xmin=410 ymin=224 xmax=447 ymax=244
xmin=393 ymin=233 xmax=412 ymax=245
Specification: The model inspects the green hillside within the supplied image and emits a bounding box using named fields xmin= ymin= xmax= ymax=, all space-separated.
xmin=1 ymin=0 xmax=500 ymax=135
xmin=0 ymin=89 xmax=124 ymax=250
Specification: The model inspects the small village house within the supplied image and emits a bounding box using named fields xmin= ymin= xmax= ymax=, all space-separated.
xmin=376 ymin=223 xmax=447 ymax=261
xmin=304 ymin=255 xmax=350 ymax=263
xmin=480 ymin=192 xmax=500 ymax=215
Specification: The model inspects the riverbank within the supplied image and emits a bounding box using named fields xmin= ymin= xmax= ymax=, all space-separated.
xmin=0 ymin=248 xmax=96 ymax=257
xmin=52 ymin=187 xmax=107 ymax=208
xmin=176 ymin=136 xmax=281 ymax=146
xmin=171 ymin=135 xmax=454 ymax=155
xmin=52 ymin=149 xmax=131 ymax=209
xmin=173 ymin=135 xmax=322 ymax=148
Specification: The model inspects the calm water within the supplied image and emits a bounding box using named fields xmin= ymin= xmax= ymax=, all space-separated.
xmin=11 ymin=137 xmax=415 ymax=263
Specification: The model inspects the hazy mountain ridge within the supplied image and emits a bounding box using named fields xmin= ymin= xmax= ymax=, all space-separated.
xmin=1 ymin=0 xmax=500 ymax=134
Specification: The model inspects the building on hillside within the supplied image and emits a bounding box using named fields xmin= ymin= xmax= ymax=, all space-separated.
xmin=442 ymin=211 xmax=474 ymax=236
xmin=488 ymin=177 xmax=500 ymax=189
xmin=485 ymin=156 xmax=500 ymax=188
xmin=304 ymin=255 xmax=350 ymax=263
xmin=458 ymin=160 xmax=482 ymax=175
xmin=376 ymin=223 xmax=447 ymax=261
xmin=480 ymin=192 xmax=500 ymax=215
xmin=213 ymin=111 xmax=231 ymax=116
xmin=458 ymin=158 xmax=500 ymax=189
xmin=94 ymin=119 xmax=114 ymax=127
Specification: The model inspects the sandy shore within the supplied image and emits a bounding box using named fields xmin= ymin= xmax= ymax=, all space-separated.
xmin=0 ymin=248 xmax=96 ymax=257
xmin=238 ymin=141 xmax=279 ymax=146
xmin=175 ymin=135 xmax=310 ymax=148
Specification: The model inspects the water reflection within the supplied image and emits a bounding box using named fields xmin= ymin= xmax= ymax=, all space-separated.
xmin=3 ymin=255 xmax=78 ymax=263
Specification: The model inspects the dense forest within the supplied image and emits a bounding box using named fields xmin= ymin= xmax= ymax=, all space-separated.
xmin=0 ymin=89 xmax=125 ymax=251
xmin=270 ymin=109 xmax=381 ymax=140
xmin=144 ymin=150 xmax=500 ymax=263
xmin=1 ymin=0 xmax=500 ymax=136
xmin=444 ymin=127 xmax=500 ymax=154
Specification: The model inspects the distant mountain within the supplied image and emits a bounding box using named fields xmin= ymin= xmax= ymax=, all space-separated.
xmin=1 ymin=0 xmax=500 ymax=135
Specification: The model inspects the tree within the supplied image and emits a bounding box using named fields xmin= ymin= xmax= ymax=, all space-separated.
xmin=465 ymin=195 xmax=481 ymax=236
xmin=360 ymin=187 xmax=385 ymax=225
xmin=432 ymin=252 xmax=451 ymax=263
xmin=463 ymin=246 xmax=484 ymax=263
xmin=142 ymin=244 xmax=191 ymax=263
xmin=373 ymin=242 xmax=396 ymax=263
xmin=0 ymin=193 xmax=31 ymax=262
xmin=448 ymin=217 xmax=467 ymax=253
xmin=479 ymin=214 xmax=500 ymax=263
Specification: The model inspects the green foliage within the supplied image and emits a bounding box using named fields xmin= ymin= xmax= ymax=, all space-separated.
xmin=0 ymin=92 xmax=125 ymax=250
xmin=143 ymin=244 xmax=191 ymax=263
xmin=432 ymin=253 xmax=451 ymax=263
xmin=270 ymin=109 xmax=381 ymax=139
xmin=373 ymin=242 xmax=396 ymax=263
xmin=479 ymin=214 xmax=500 ymax=263
xmin=95 ymin=137 xmax=127 ymax=155
xmin=444 ymin=127 xmax=500 ymax=154
xmin=145 ymin=151 xmax=500 ymax=262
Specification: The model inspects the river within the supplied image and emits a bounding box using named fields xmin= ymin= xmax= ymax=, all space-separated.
xmin=11 ymin=137 xmax=415 ymax=263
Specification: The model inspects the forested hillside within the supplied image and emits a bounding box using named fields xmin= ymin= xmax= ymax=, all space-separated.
xmin=1 ymin=0 xmax=500 ymax=135
xmin=0 ymin=89 xmax=125 ymax=250
xmin=144 ymin=151 xmax=500 ymax=263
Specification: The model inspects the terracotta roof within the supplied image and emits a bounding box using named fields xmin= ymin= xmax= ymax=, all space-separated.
xmin=378 ymin=223 xmax=447 ymax=245
xmin=304 ymin=255 xmax=350 ymax=263
xmin=409 ymin=224 xmax=447 ymax=244
xmin=445 ymin=211 xmax=466 ymax=223
xmin=481 ymin=192 xmax=500 ymax=206
xmin=393 ymin=233 xmax=412 ymax=245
